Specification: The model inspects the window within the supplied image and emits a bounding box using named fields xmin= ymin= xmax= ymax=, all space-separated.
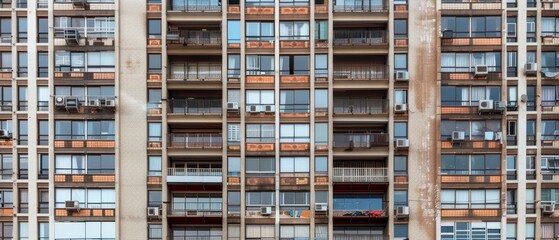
xmin=17 ymin=52 xmax=27 ymax=77
xmin=333 ymin=193 xmax=384 ymax=210
xmin=542 ymin=120 xmax=559 ymax=140
xmin=394 ymin=54 xmax=407 ymax=71
xmin=280 ymin=55 xmax=310 ymax=75
xmin=147 ymin=19 xmax=161 ymax=38
xmin=279 ymin=21 xmax=310 ymax=40
xmin=246 ymin=157 xmax=274 ymax=174
xmin=280 ymin=90 xmax=309 ymax=112
xmin=148 ymin=54 xmax=161 ymax=73
xmin=507 ymin=17 xmax=517 ymax=43
xmin=246 ymin=55 xmax=274 ymax=75
xmin=246 ymin=225 xmax=275 ymax=239
xmin=54 ymin=222 xmax=115 ymax=240
xmin=228 ymin=157 xmax=241 ymax=175
xmin=394 ymin=19 xmax=407 ymax=39
xmin=542 ymin=156 xmax=559 ymax=176
xmin=227 ymin=124 xmax=240 ymax=145
xmin=315 ymin=54 xmax=328 ymax=77
xmin=148 ymin=123 xmax=162 ymax=142
xmin=147 ymin=88 xmax=161 ymax=113
xmin=280 ymin=225 xmax=310 ymax=240
xmin=315 ymin=123 xmax=328 ymax=146
xmin=441 ymin=154 xmax=500 ymax=175
xmin=394 ymin=224 xmax=408 ymax=239
xmin=55 ymin=51 xmax=116 ymax=72
xmin=0 ymin=18 xmax=10 ymax=43
xmin=148 ymin=225 xmax=162 ymax=240
xmin=148 ymin=156 xmax=161 ymax=176
xmin=55 ymin=120 xmax=115 ymax=140
xmin=334 ymin=0 xmax=384 ymax=11
xmin=19 ymin=222 xmax=28 ymax=240
xmin=171 ymin=193 xmax=222 ymax=212
xmin=18 ymin=120 xmax=28 ymax=145
xmin=18 ymin=86 xmax=27 ymax=111
xmin=316 ymin=191 xmax=328 ymax=204
xmin=17 ymin=17 xmax=27 ymax=43
xmin=315 ymin=156 xmax=327 ymax=174
xmin=18 ymin=155 xmax=27 ymax=179
xmin=315 ymin=225 xmax=328 ymax=240
xmin=87 ymin=51 xmax=115 ymax=72
xmin=394 ymin=156 xmax=407 ymax=175
xmin=246 ymin=124 xmax=274 ymax=143
xmin=441 ymin=52 xmax=501 ymax=72
xmin=228 ymin=55 xmax=240 ymax=78
xmin=148 ymin=190 xmax=162 ymax=207
xmin=441 ymin=222 xmax=501 ymax=240
xmin=39 ymin=155 xmax=48 ymax=179
xmin=227 ymin=20 xmax=240 ymax=43
xmin=315 ymin=20 xmax=328 ymax=42
xmin=0 ymin=154 xmax=10 ymax=180
xmin=394 ymin=90 xmax=407 ymax=104
xmin=441 ymin=16 xmax=501 ymax=37
xmin=38 ymin=121 xmax=47 ymax=145
xmin=507 ymin=51 xmax=517 ymax=77
xmin=280 ymin=192 xmax=310 ymax=210
xmin=38 ymin=189 xmax=48 ymax=213
xmin=441 ymin=189 xmax=499 ymax=209
xmin=394 ymin=191 xmax=407 ymax=207
xmin=246 ymin=192 xmax=274 ymax=206
xmin=0 ymin=86 xmax=10 ymax=112
xmin=55 ymin=188 xmax=116 ymax=208
xmin=0 ymin=52 xmax=10 ymax=72
xmin=280 ymin=157 xmax=309 ymax=173
xmin=0 ymin=222 xmax=11 ymax=239
xmin=280 ymin=124 xmax=310 ymax=143
xmin=228 ymin=191 xmax=241 ymax=214
xmin=440 ymin=120 xmax=501 ymax=140
xmin=394 ymin=122 xmax=407 ymax=139
xmin=506 ymin=223 xmax=516 ymax=240
xmin=527 ymin=17 xmax=536 ymax=42
xmin=506 ymin=155 xmax=516 ymax=180
xmin=87 ymin=120 xmax=115 ymax=140
xmin=19 ymin=189 xmax=28 ymax=213
xmin=246 ymin=22 xmax=274 ymax=41
xmin=39 ymin=222 xmax=49 ymax=240
xmin=38 ymin=18 xmax=48 ymax=43
xmin=246 ymin=90 xmax=274 ymax=110
xmin=55 ymin=154 xmax=115 ymax=174
xmin=38 ymin=52 xmax=48 ymax=77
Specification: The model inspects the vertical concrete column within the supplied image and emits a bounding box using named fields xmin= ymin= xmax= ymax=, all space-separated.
xmin=117 ymin=0 xmax=148 ymax=238
xmin=26 ymin=0 xmax=38 ymax=238
xmin=407 ymin=0 xmax=438 ymax=239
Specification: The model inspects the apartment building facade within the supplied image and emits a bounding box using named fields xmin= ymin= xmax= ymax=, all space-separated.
xmin=0 ymin=0 xmax=557 ymax=239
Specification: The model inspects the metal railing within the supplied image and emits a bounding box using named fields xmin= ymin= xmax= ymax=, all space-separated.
xmin=333 ymin=234 xmax=388 ymax=240
xmin=169 ymin=133 xmax=222 ymax=148
xmin=168 ymin=168 xmax=222 ymax=177
xmin=54 ymin=26 xmax=115 ymax=39
xmin=333 ymin=167 xmax=388 ymax=182
xmin=333 ymin=64 xmax=388 ymax=80
xmin=168 ymin=99 xmax=221 ymax=114
xmin=333 ymin=30 xmax=387 ymax=45
xmin=170 ymin=0 xmax=221 ymax=11
xmin=167 ymin=30 xmax=221 ymax=45
xmin=333 ymin=0 xmax=387 ymax=12
xmin=169 ymin=202 xmax=223 ymax=216
xmin=168 ymin=62 xmax=222 ymax=80
xmin=333 ymin=133 xmax=389 ymax=148
xmin=334 ymin=98 xmax=387 ymax=114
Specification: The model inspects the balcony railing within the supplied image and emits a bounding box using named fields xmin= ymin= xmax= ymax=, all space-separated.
xmin=168 ymin=63 xmax=222 ymax=80
xmin=167 ymin=30 xmax=221 ymax=46
xmin=168 ymin=99 xmax=221 ymax=114
xmin=333 ymin=64 xmax=388 ymax=80
xmin=334 ymin=98 xmax=388 ymax=114
xmin=440 ymin=0 xmax=501 ymax=10
xmin=54 ymin=27 xmax=115 ymax=39
xmin=333 ymin=30 xmax=388 ymax=45
xmin=333 ymin=234 xmax=388 ymax=240
xmin=333 ymin=167 xmax=388 ymax=182
xmin=170 ymin=0 xmax=221 ymax=12
xmin=333 ymin=0 xmax=387 ymax=12
xmin=333 ymin=205 xmax=388 ymax=218
xmin=333 ymin=133 xmax=389 ymax=148
xmin=167 ymin=168 xmax=222 ymax=183
xmin=169 ymin=133 xmax=222 ymax=148
xmin=169 ymin=202 xmax=223 ymax=216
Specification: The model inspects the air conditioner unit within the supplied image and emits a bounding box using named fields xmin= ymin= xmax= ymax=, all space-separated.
xmin=315 ymin=203 xmax=328 ymax=212
xmin=474 ymin=65 xmax=488 ymax=77
xmin=395 ymin=139 xmax=409 ymax=148
xmin=55 ymin=96 xmax=65 ymax=107
xmin=525 ymin=63 xmax=538 ymax=75
xmin=451 ymin=131 xmax=465 ymax=141
xmin=260 ymin=206 xmax=272 ymax=215
xmin=493 ymin=101 xmax=506 ymax=112
xmin=478 ymin=100 xmax=494 ymax=112
xmin=147 ymin=207 xmax=160 ymax=217
xmin=104 ymin=99 xmax=115 ymax=107
xmin=264 ymin=105 xmax=274 ymax=112
xmin=396 ymin=206 xmax=409 ymax=217
xmin=0 ymin=129 xmax=10 ymax=139
xmin=247 ymin=105 xmax=258 ymax=113
xmin=64 ymin=96 xmax=80 ymax=109
xmin=395 ymin=71 xmax=409 ymax=81
xmin=394 ymin=103 xmax=407 ymax=113
xmin=63 ymin=29 xmax=79 ymax=43
xmin=543 ymin=203 xmax=556 ymax=214
xmin=87 ymin=99 xmax=100 ymax=107
xmin=65 ymin=200 xmax=80 ymax=211
xmin=226 ymin=102 xmax=239 ymax=111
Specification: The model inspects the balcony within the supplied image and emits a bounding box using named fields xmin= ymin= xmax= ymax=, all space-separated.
xmin=54 ymin=27 xmax=115 ymax=47
xmin=333 ymin=64 xmax=389 ymax=81
xmin=541 ymin=0 xmax=559 ymax=10
xmin=333 ymin=0 xmax=387 ymax=12
xmin=333 ymin=133 xmax=389 ymax=148
xmin=54 ymin=71 xmax=115 ymax=85
xmin=54 ymin=96 xmax=116 ymax=114
xmin=168 ymin=133 xmax=222 ymax=149
xmin=334 ymin=234 xmax=388 ymax=240
xmin=167 ymin=168 xmax=222 ymax=183
xmin=333 ymin=205 xmax=388 ymax=219
xmin=333 ymin=30 xmax=388 ymax=46
xmin=168 ymin=63 xmax=222 ymax=81
xmin=440 ymin=0 xmax=501 ymax=11
xmin=169 ymin=0 xmax=221 ymax=12
xmin=168 ymin=99 xmax=221 ymax=115
xmin=440 ymin=140 xmax=502 ymax=153
xmin=441 ymin=33 xmax=501 ymax=48
xmin=333 ymin=167 xmax=388 ymax=183
xmin=53 ymin=0 xmax=116 ymax=11
xmin=167 ymin=30 xmax=221 ymax=47
xmin=168 ymin=202 xmax=223 ymax=217
xmin=334 ymin=98 xmax=388 ymax=115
